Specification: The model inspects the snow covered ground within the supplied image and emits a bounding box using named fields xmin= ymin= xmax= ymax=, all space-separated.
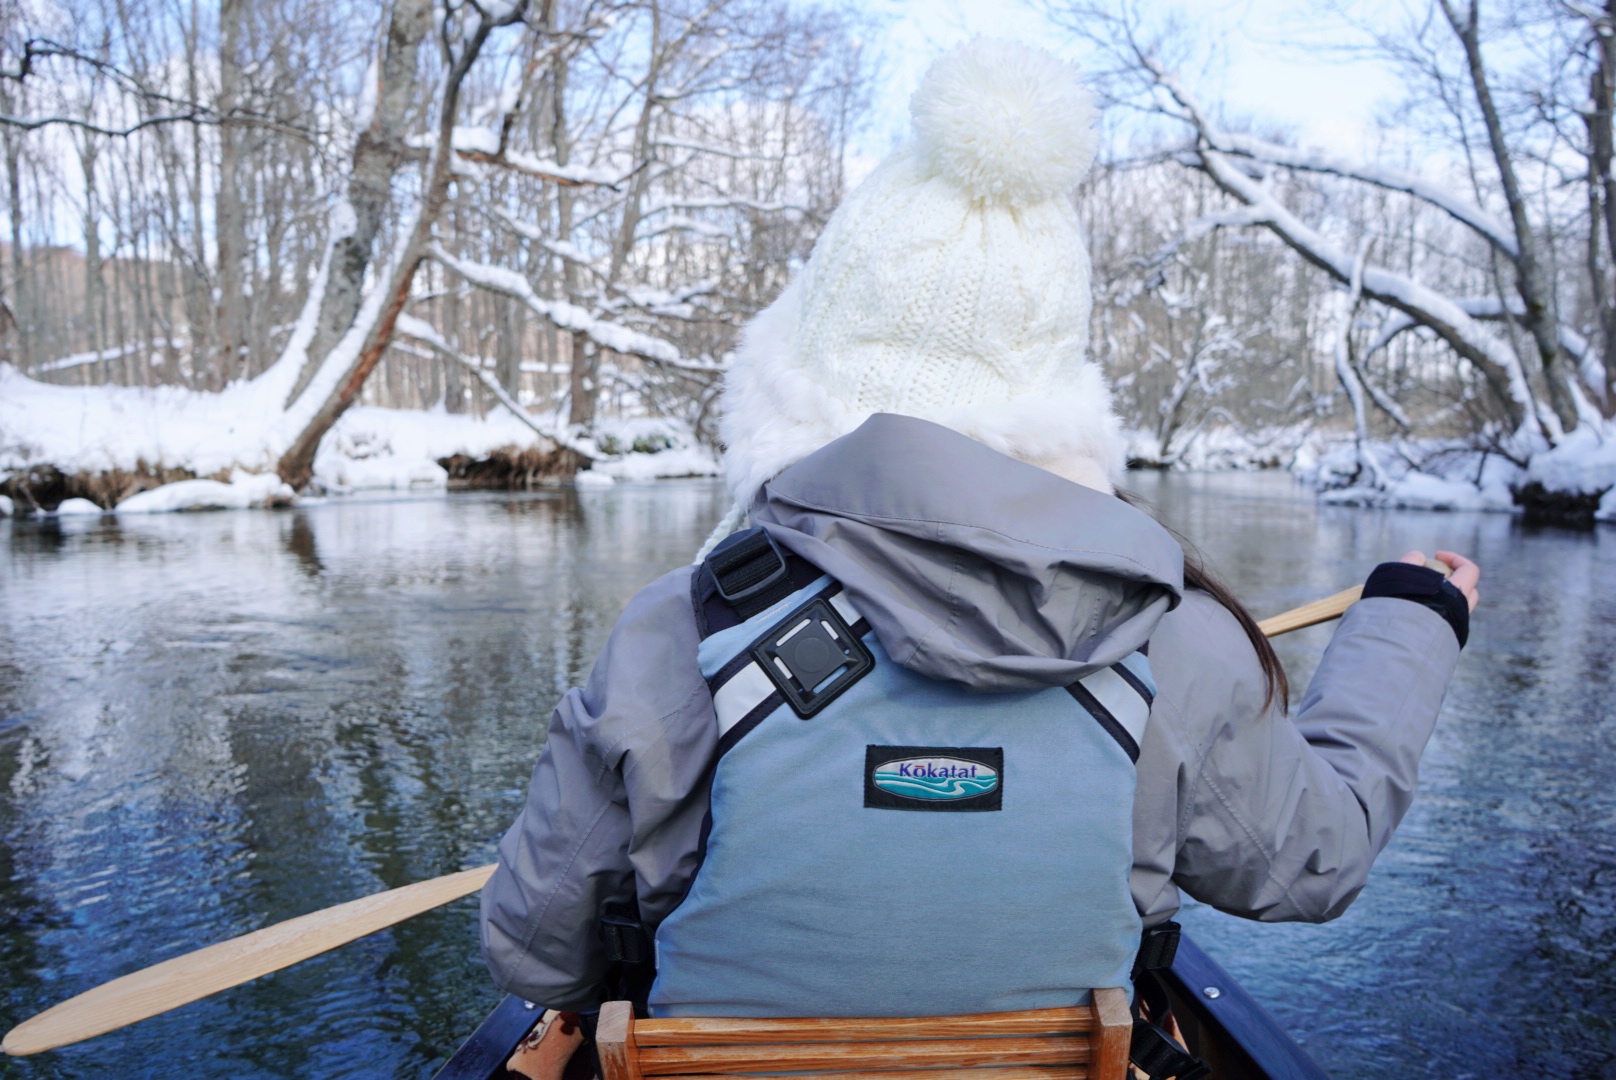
xmin=1125 ymin=419 xmax=1616 ymax=522
xmin=0 ymin=365 xmax=717 ymax=514
xmin=2 ymin=362 xmax=1609 ymax=521
xmin=1298 ymin=429 xmax=1616 ymax=522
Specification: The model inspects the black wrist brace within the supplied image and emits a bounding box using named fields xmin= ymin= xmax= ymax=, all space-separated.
xmin=1361 ymin=562 xmax=1469 ymax=648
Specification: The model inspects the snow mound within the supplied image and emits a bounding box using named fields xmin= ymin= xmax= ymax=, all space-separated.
xmin=0 ymin=494 xmax=12 ymax=517
xmin=116 ymin=471 xmax=294 ymax=513
xmin=911 ymin=39 xmax=1097 ymax=206
xmin=311 ymin=405 xmax=558 ymax=491
xmin=54 ymin=498 xmax=105 ymax=516
xmin=573 ymin=469 xmax=616 ymax=489
xmin=1525 ymin=427 xmax=1616 ymax=496
xmin=597 ymin=446 xmax=720 ymax=481
xmin=1318 ymin=471 xmax=1515 ymax=512
xmin=590 ymin=417 xmax=719 ymax=480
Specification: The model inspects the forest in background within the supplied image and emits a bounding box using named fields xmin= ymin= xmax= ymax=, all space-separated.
xmin=1 ymin=0 xmax=1613 ymax=521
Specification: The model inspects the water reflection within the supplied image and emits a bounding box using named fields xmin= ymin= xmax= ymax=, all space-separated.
xmin=1126 ymin=471 xmax=1616 ymax=1078
xmin=1 ymin=474 xmax=1611 ymax=1078
xmin=1 ymin=484 xmax=729 ymax=1079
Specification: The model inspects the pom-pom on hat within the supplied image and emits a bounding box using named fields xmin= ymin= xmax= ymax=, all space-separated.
xmin=707 ymin=38 xmax=1122 ymax=552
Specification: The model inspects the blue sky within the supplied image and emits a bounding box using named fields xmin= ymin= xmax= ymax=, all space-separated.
xmin=853 ymin=0 xmax=1407 ymax=170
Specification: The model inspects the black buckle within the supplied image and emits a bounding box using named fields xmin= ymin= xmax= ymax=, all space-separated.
xmin=1131 ymin=1018 xmax=1211 ymax=1080
xmin=1134 ymin=920 xmax=1181 ymax=978
xmin=709 ymin=530 xmax=790 ymax=611
xmin=751 ymin=596 xmax=873 ymax=718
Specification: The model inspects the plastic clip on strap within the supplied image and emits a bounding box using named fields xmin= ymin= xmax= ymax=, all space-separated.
xmin=1133 ymin=920 xmax=1181 ymax=980
xmin=707 ymin=530 xmax=794 ymax=620
xmin=1129 ymin=922 xmax=1210 ymax=1080
xmin=1130 ymin=1020 xmax=1211 ymax=1080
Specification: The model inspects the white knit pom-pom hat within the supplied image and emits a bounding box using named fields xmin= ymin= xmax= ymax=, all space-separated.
xmin=704 ymin=38 xmax=1121 ymax=555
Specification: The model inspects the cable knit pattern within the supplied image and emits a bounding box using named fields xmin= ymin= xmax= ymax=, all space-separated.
xmin=716 ymin=38 xmax=1122 ymax=513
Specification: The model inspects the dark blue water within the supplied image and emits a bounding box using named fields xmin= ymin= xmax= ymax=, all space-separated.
xmin=1 ymin=474 xmax=1611 ymax=1078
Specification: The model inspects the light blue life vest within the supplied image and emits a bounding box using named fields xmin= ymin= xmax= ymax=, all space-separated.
xmin=647 ymin=529 xmax=1154 ymax=1018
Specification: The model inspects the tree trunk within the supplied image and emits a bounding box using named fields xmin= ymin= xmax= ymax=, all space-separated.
xmin=284 ymin=0 xmax=432 ymax=407
xmin=77 ymin=137 xmax=102 ymax=384
xmin=276 ymin=0 xmax=532 ymax=489
xmin=547 ymin=9 xmax=596 ymax=430
xmin=216 ymin=0 xmax=249 ymax=384
xmin=183 ymin=0 xmax=211 ymax=386
xmin=1588 ymin=1 xmax=1616 ymax=415
xmin=1442 ymin=0 xmax=1580 ymax=434
xmin=6 ymin=125 xmax=26 ymax=369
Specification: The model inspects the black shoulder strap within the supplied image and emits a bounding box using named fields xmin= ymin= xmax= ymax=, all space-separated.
xmin=1130 ymin=922 xmax=1211 ymax=1080
xmin=693 ymin=527 xmax=824 ymax=636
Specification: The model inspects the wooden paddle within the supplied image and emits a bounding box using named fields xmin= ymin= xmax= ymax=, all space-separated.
xmin=2 ymin=864 xmax=496 ymax=1056
xmin=4 ymin=573 xmax=1431 ymax=1057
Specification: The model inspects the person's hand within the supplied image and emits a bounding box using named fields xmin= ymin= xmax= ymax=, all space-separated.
xmin=1398 ymin=549 xmax=1480 ymax=612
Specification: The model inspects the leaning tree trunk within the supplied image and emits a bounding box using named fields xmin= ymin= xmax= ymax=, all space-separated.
xmin=275 ymin=0 xmax=532 ymax=489
xmin=1443 ymin=0 xmax=1581 ymax=435
xmin=284 ymin=0 xmax=433 ymax=407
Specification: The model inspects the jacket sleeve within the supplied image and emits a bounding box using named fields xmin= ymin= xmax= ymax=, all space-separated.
xmin=1135 ymin=591 xmax=1461 ymax=924
xmin=479 ymin=565 xmax=718 ymax=1008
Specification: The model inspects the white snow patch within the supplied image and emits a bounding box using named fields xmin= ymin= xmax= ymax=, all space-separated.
xmin=116 ymin=471 xmax=294 ymax=513
xmin=451 ymin=126 xmax=502 ymax=155
xmin=54 ymin=498 xmax=105 ymax=516
xmin=311 ymin=404 xmax=559 ymax=491
xmin=1524 ymin=426 xmax=1616 ymax=496
xmin=573 ymin=469 xmax=616 ymax=489
xmin=596 ymin=446 xmax=720 ymax=481
xmin=1318 ymin=471 xmax=1515 ymax=512
xmin=588 ymin=416 xmax=720 ymax=480
xmin=0 ymin=494 xmax=12 ymax=516
xmin=0 ymin=363 xmax=569 ymax=502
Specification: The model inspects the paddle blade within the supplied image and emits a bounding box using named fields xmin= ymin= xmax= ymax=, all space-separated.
xmin=3 ymin=863 xmax=497 ymax=1057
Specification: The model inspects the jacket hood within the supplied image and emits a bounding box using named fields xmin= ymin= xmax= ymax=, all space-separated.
xmin=751 ymin=413 xmax=1184 ymax=691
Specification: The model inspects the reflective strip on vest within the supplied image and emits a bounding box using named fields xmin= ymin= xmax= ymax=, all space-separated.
xmin=1076 ymin=664 xmax=1151 ymax=748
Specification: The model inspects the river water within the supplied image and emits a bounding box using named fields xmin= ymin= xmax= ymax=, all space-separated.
xmin=0 ymin=474 xmax=1611 ymax=1078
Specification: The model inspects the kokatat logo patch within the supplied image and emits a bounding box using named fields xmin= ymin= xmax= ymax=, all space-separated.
xmin=873 ymin=756 xmax=998 ymax=800
xmin=864 ymin=745 xmax=1003 ymax=812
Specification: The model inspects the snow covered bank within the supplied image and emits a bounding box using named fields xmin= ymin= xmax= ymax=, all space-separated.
xmin=1297 ymin=429 xmax=1616 ymax=524
xmin=0 ymin=364 xmax=717 ymax=513
xmin=116 ymin=472 xmax=296 ymax=513
xmin=582 ymin=417 xmax=720 ymax=485
xmin=1124 ymin=416 xmax=1614 ymax=525
xmin=1123 ymin=424 xmax=1313 ymax=471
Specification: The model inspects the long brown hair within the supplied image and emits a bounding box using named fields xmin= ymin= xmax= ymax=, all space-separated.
xmin=1118 ymin=490 xmax=1289 ymax=715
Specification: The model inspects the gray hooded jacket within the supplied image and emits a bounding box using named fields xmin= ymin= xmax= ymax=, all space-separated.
xmin=480 ymin=415 xmax=1461 ymax=1009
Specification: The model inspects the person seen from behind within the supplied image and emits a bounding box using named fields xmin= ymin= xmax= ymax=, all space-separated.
xmin=480 ymin=37 xmax=1479 ymax=1078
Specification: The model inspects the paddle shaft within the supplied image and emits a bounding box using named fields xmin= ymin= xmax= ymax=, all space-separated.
xmin=5 ymin=576 xmax=1415 ymax=1057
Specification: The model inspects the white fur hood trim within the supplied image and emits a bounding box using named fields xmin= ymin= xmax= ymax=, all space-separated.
xmin=718 ymin=281 xmax=1126 ymax=504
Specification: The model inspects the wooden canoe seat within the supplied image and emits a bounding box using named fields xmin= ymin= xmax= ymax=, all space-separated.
xmin=595 ymin=992 xmax=1133 ymax=1080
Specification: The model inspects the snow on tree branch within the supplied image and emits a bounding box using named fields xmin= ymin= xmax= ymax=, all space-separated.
xmin=1210 ymin=133 xmax=1519 ymax=259
xmin=392 ymin=314 xmax=602 ymax=459
xmin=428 ymin=243 xmax=721 ymax=372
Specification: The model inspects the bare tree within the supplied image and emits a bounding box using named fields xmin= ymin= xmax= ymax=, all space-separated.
xmin=1054 ymin=0 xmax=1610 ymax=462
